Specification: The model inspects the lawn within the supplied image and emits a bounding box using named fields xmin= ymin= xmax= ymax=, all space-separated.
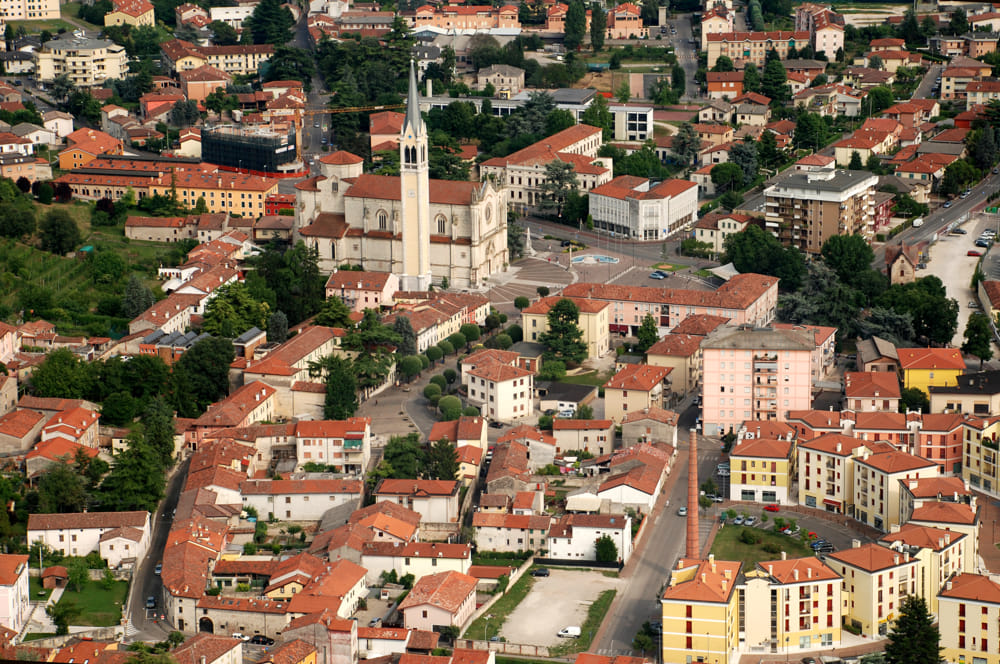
xmin=550 ymin=589 xmax=617 ymax=656
xmin=55 ymin=579 xmax=128 ymax=626
xmin=709 ymin=525 xmax=815 ymax=567
xmin=653 ymin=262 xmax=685 ymax=271
xmin=61 ymin=2 xmax=104 ymax=30
xmin=7 ymin=18 xmax=76 ymax=33
xmin=560 ymin=369 xmax=615 ymax=387
xmin=28 ymin=576 xmax=51 ymax=601
xmin=462 ymin=571 xmax=535 ymax=640
xmin=471 ymin=553 xmax=530 ymax=567
xmin=21 ymin=633 xmax=56 ymax=641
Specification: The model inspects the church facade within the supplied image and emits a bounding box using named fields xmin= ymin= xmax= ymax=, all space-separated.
xmin=293 ymin=63 xmax=509 ymax=290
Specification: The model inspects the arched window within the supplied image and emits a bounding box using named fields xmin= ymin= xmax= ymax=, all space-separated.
xmin=436 ymin=215 xmax=447 ymax=235
xmin=377 ymin=210 xmax=388 ymax=230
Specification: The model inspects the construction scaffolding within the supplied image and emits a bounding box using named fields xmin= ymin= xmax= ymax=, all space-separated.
xmin=202 ymin=124 xmax=297 ymax=174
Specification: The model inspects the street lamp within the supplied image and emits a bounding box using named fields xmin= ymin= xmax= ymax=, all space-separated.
xmin=484 ymin=613 xmax=493 ymax=642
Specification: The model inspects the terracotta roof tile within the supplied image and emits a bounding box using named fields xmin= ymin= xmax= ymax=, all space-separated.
xmin=398 ymin=571 xmax=477 ymax=613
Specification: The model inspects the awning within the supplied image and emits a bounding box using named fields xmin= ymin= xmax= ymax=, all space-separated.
xmin=823 ymin=499 xmax=841 ymax=507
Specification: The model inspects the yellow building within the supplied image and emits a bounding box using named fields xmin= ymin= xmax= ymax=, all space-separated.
xmin=879 ymin=524 xmax=968 ymax=613
xmin=797 ymin=433 xmax=868 ymax=515
xmin=826 ymin=542 xmax=919 ymax=637
xmin=603 ymin=364 xmax=672 ymax=424
xmin=645 ymin=333 xmax=702 ymax=395
xmin=907 ymin=501 xmax=980 ymax=575
xmin=852 ymin=449 xmax=939 ymax=532
xmin=938 ymin=573 xmax=1000 ymax=664
xmin=661 ymin=556 xmax=742 ymax=664
xmin=962 ymin=417 xmax=1000 ymax=494
xmin=522 ymin=296 xmax=609 ymax=360
xmin=742 ymin=556 xmax=842 ymax=652
xmin=729 ymin=437 xmax=795 ymax=505
xmin=36 ymin=34 xmax=128 ymax=88
xmin=897 ymin=347 xmax=965 ymax=392
xmin=105 ymin=0 xmax=156 ymax=26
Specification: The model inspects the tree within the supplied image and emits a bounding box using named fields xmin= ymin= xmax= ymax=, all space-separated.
xmin=459 ymin=323 xmax=481 ymax=348
xmin=724 ymin=225 xmax=806 ymax=291
xmin=30 ymin=348 xmax=94 ymax=399
xmin=711 ymin=163 xmax=743 ymax=193
xmin=757 ymin=130 xmax=781 ymax=169
xmin=848 ymin=151 xmax=864 ymax=170
xmin=575 ymin=403 xmax=594 ymax=419
xmin=143 ymin=397 xmax=176 ymax=468
xmin=968 ymin=125 xmax=998 ymax=171
xmin=564 ymin=0 xmax=586 ymax=51
xmin=246 ymin=0 xmax=295 ymax=44
xmin=209 ymin=20 xmax=238 ymax=45
xmin=98 ymin=432 xmax=165 ymax=512
xmin=39 ymin=209 xmax=81 ymax=255
xmin=0 ymin=203 xmax=34 ymax=239
xmin=37 ymin=461 xmax=89 ymax=513
xmin=169 ymin=99 xmax=200 ymax=127
xmin=949 ymin=8 xmax=968 ymax=36
xmin=66 ymin=557 xmax=88 ymax=592
xmin=590 ymin=2 xmax=606 ymax=50
xmin=711 ymin=56 xmax=735 ymax=72
xmin=793 ymin=112 xmax=823 ymax=152
xmin=728 ymin=142 xmax=758 ymax=186
xmin=885 ymin=596 xmax=940 ymax=664
xmin=868 ymin=54 xmax=884 ymax=71
xmin=426 ymin=438 xmax=459 ymax=480
xmin=393 ymin=316 xmax=418 ymax=357
xmin=202 ymin=282 xmax=270 ymax=338
xmin=876 ymin=276 xmax=959 ymax=345
xmin=963 ymin=312 xmax=993 ymax=368
xmin=267 ymin=310 xmax=288 ymax=344
xmin=821 ymin=234 xmax=875 ymax=287
xmin=47 ymin=601 xmax=80 ymax=635
xmin=670 ymin=122 xmax=701 ymax=167
xmin=615 ymin=79 xmax=631 ymax=104
xmin=314 ymin=296 xmax=353 ymax=328
xmin=899 ymin=9 xmax=921 ymax=43
xmin=900 ymin=387 xmax=930 ymax=414
xmin=743 ymin=63 xmax=761 ymax=93
xmin=539 ymin=298 xmax=587 ymax=364
xmin=122 ymin=275 xmax=155 ymax=319
xmin=171 ymin=337 xmax=235 ymax=417
xmin=317 ymin=355 xmax=358 ymax=419
xmin=579 ymin=93 xmax=613 ymax=141
xmin=538 ymin=160 xmax=578 ymax=218
xmin=514 ymin=296 xmax=530 ymax=311
xmin=637 ymin=313 xmax=659 ymax=352
xmin=383 ymin=433 xmax=426 ymax=478
xmin=761 ymin=58 xmax=789 ymax=103
xmin=595 ymin=534 xmax=618 ymax=562
xmin=867 ymin=86 xmax=893 ymax=115
xmin=398 ymin=355 xmax=422 ymax=382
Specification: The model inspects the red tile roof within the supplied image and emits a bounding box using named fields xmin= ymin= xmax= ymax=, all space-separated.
xmin=646 ymin=334 xmax=702 ymax=358
xmin=564 ymin=273 xmax=777 ymax=311
xmin=620 ymin=407 xmax=679 ymax=425
xmin=880 ymin=523 xmax=964 ymax=552
xmin=604 ymin=364 xmax=671 ymax=391
xmin=671 ymin=314 xmax=730 ymax=336
xmin=0 ymin=409 xmax=44 ymax=439
xmin=28 ymin=511 xmax=147 ymax=531
xmin=909 ymin=501 xmax=978 ymax=525
xmin=0 ymin=555 xmax=27 ymax=586
xmin=553 ymin=418 xmax=613 ymax=431
xmin=938 ymin=572 xmax=1000 ymax=604
xmin=362 ymin=541 xmax=471 ymax=560
xmin=345 ymin=174 xmax=482 ymax=206
xmin=758 ymin=556 xmax=840 ymax=584
xmin=855 ymin=449 xmax=937 ymax=474
xmin=898 ymin=347 xmax=965 ymax=370
xmin=844 ymin=371 xmax=901 ymax=399
xmin=828 ymin=543 xmax=918 ymax=572
xmin=374 ymin=479 xmax=458 ymax=497
xmin=429 ymin=416 xmax=486 ymax=443
xmin=398 ymin=570 xmax=477 ymax=613
xmin=661 ymin=558 xmax=741 ymax=603
xmin=730 ymin=437 xmax=793 ymax=459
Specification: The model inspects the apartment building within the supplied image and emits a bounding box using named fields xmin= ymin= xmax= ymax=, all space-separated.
xmin=0 ymin=0 xmax=58 ymax=20
xmin=588 ymin=175 xmax=698 ymax=240
xmin=36 ymin=34 xmax=128 ymax=87
xmin=852 ymin=449 xmax=939 ymax=531
xmin=798 ymin=433 xmax=870 ymax=514
xmin=825 ymin=542 xmax=919 ymax=637
xmin=763 ymin=168 xmax=879 ymax=253
xmin=880 ymin=525 xmax=967 ymax=613
xmin=645 ymin=334 xmax=702 ymax=395
xmin=603 ymin=364 xmax=673 ymax=424
xmin=728 ymin=436 xmax=795 ymax=504
xmin=938 ymin=573 xmax=1000 ymax=664
xmin=480 ymin=124 xmax=610 ymax=213
xmin=161 ymin=39 xmax=275 ymax=76
xmin=413 ymin=4 xmax=519 ymax=31
xmin=606 ymin=2 xmax=646 ymax=39
xmin=105 ymin=0 xmax=155 ymax=27
xmin=0 ymin=555 xmax=29 ymax=635
xmin=706 ymin=31 xmax=811 ymax=70
xmin=521 ymin=296 xmax=609 ymax=360
xmin=701 ymin=326 xmax=814 ymax=437
xmin=294 ymin=418 xmax=372 ymax=475
xmin=794 ymin=4 xmax=844 ymax=60
xmin=660 ymin=557 xmax=742 ymax=664
xmin=562 ymin=272 xmax=779 ymax=337
xmin=701 ymin=7 xmax=734 ymax=50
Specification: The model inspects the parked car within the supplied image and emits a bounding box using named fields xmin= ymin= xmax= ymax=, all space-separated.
xmin=717 ymin=468 xmax=730 ymax=477
xmin=744 ymin=516 xmax=757 ymax=526
xmin=250 ymin=635 xmax=274 ymax=646
xmin=975 ymin=239 xmax=990 ymax=247
xmin=154 ymin=562 xmax=162 ymax=575
xmin=814 ymin=543 xmax=835 ymax=553
xmin=968 ymin=250 xmax=983 ymax=257
xmin=764 ymin=504 xmax=780 ymax=512
xmin=558 ymin=626 xmax=581 ymax=638
xmin=146 ymin=596 xmax=156 ymax=609
xmin=810 ymin=539 xmax=829 ymax=550
xmin=733 ymin=515 xmax=745 ymax=525
xmin=531 ymin=567 xmax=550 ymax=577
xmin=649 ymin=271 xmax=666 ymax=280
xmin=677 ymin=506 xmax=688 ymax=516
xmin=952 ymin=227 xmax=966 ymax=234
xmin=232 ymin=633 xmax=250 ymax=642
xmin=489 ymin=421 xmax=504 ymax=429
xmin=368 ymin=618 xmax=382 ymax=627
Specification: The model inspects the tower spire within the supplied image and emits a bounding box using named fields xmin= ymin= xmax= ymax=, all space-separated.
xmin=405 ymin=59 xmax=423 ymax=134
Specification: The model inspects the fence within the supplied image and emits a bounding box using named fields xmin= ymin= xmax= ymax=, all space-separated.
xmin=453 ymin=638 xmax=552 ymax=657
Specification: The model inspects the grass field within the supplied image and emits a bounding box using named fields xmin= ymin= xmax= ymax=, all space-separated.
xmin=7 ymin=18 xmax=76 ymax=33
xmin=61 ymin=2 xmax=104 ymax=30
xmin=55 ymin=579 xmax=128 ymax=626
xmin=561 ymin=369 xmax=615 ymax=387
xmin=710 ymin=525 xmax=815 ymax=567
xmin=28 ymin=576 xmax=51 ymax=601
xmin=463 ymin=573 xmax=535 ymax=640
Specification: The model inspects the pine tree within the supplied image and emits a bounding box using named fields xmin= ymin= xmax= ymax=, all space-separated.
xmin=671 ymin=122 xmax=701 ymax=167
xmin=885 ymin=596 xmax=940 ymax=664
xmin=122 ymin=275 xmax=154 ymax=318
xmin=142 ymin=397 xmax=176 ymax=468
xmin=849 ymin=151 xmax=864 ymax=170
xmin=320 ymin=355 xmax=358 ymax=419
xmin=268 ymin=310 xmax=288 ymax=344
xmin=539 ymin=298 xmax=587 ymax=364
xmin=426 ymin=438 xmax=460 ymax=481
xmin=637 ymin=314 xmax=659 ymax=352
xmin=98 ymin=433 xmax=165 ymax=512
xmin=590 ymin=2 xmax=606 ymax=51
xmin=393 ymin=316 xmax=418 ymax=357
xmin=743 ymin=63 xmax=761 ymax=93
xmin=564 ymin=0 xmax=586 ymax=51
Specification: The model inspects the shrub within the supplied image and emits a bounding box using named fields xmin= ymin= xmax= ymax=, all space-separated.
xmin=438 ymin=340 xmax=455 ymax=355
xmin=739 ymin=529 xmax=761 ymax=545
xmin=423 ymin=383 xmax=442 ymax=399
xmin=430 ymin=375 xmax=447 ymax=391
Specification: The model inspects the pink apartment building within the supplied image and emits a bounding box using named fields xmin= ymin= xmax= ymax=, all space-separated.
xmin=561 ymin=272 xmax=778 ymax=336
xmin=701 ymin=326 xmax=814 ymax=436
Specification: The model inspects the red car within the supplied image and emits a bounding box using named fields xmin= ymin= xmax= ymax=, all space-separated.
xmin=969 ymin=250 xmax=983 ymax=257
xmin=764 ymin=504 xmax=780 ymax=512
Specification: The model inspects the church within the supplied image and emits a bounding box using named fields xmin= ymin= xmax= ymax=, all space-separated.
xmin=293 ymin=62 xmax=509 ymax=291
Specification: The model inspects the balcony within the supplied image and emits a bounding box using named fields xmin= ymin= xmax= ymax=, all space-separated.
xmin=825 ymin=460 xmax=836 ymax=469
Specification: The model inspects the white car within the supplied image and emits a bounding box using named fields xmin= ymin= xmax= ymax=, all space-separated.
xmin=232 ymin=633 xmax=251 ymax=642
xmin=744 ymin=516 xmax=757 ymax=527
xmin=558 ymin=626 xmax=581 ymax=638
xmin=677 ymin=506 xmax=688 ymax=516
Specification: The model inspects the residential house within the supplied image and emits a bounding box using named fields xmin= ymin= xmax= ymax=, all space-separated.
xmin=398 ymin=571 xmax=477 ymax=632
xmin=552 ymin=419 xmax=614 ymax=455
xmin=27 ymin=511 xmax=150 ymax=559
xmin=471 ymin=512 xmax=551 ymax=553
xmin=548 ymin=513 xmax=633 ymax=563
xmin=729 ymin=437 xmax=795 ymax=504
xmin=620 ymin=407 xmax=679 ymax=448
xmin=603 ymin=364 xmax=672 ymax=424
xmin=938 ymin=573 xmax=1000 ymax=664
xmin=844 ymin=372 xmax=901 ymax=413
xmin=645 ymin=334 xmax=703 ymax=395
xmin=0 ymin=555 xmax=29 ymax=634
xmin=825 ymin=542 xmax=919 ymax=636
xmin=373 ymin=479 xmax=460 ymax=525
xmin=360 ymin=542 xmax=471 ymax=585
xmin=852 ymin=449 xmax=939 ymax=531
xmin=521 ymin=296 xmax=609 ymax=359
xmin=898 ymin=348 xmax=965 ymax=392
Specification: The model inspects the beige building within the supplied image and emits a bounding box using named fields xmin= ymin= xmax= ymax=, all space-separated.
xmin=825 ymin=542 xmax=919 ymax=637
xmin=552 ymin=418 xmax=614 ymax=455
xmin=797 ymin=433 xmax=867 ymax=514
xmin=930 ymin=368 xmax=1000 ymax=416
xmin=938 ymin=573 xmax=1000 ymax=664
xmin=0 ymin=0 xmax=58 ymax=20
xmin=620 ymin=407 xmax=678 ymax=448
xmin=879 ymin=524 xmax=967 ymax=614
xmin=398 ymin=571 xmax=477 ymax=632
xmin=105 ymin=0 xmax=155 ymax=26
xmin=477 ymin=65 xmax=524 ymax=97
xmin=763 ymin=168 xmax=879 ymax=253
xmin=706 ymin=31 xmax=811 ymax=69
xmin=852 ymin=449 xmax=939 ymax=532
xmin=521 ymin=296 xmax=609 ymax=360
xmin=692 ymin=212 xmax=755 ymax=253
xmin=295 ymin=68 xmax=507 ymax=291
xmin=645 ymin=334 xmax=702 ymax=395
xmin=844 ymin=371 xmax=901 ymax=412
xmin=36 ymin=34 xmax=128 ymax=87
xmin=604 ymin=364 xmax=672 ymax=424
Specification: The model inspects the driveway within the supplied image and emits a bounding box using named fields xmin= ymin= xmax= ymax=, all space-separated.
xmin=500 ymin=569 xmax=622 ymax=646
xmin=927 ymin=217 xmax=989 ymax=348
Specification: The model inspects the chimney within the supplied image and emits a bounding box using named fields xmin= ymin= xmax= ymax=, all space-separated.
xmin=686 ymin=428 xmax=700 ymax=559
xmin=852 ymin=539 xmax=861 ymax=548
xmin=946 ymin=580 xmax=953 ymax=590
xmin=836 ymin=442 xmax=842 ymax=453
xmin=938 ymin=538 xmax=944 ymax=549
xmin=701 ymin=572 xmax=706 ymax=583
xmin=768 ymin=564 xmax=773 ymax=575
xmin=781 ymin=551 xmax=787 ymax=560
xmin=724 ymin=569 xmax=732 ymax=580
xmin=807 ymin=567 xmax=812 ymax=579
xmin=793 ymin=569 xmax=799 ymax=581
xmin=894 ymin=554 xmax=900 ymax=565
xmin=721 ymin=579 xmax=727 ymax=592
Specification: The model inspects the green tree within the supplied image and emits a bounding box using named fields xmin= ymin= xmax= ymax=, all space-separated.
xmin=723 ymin=225 xmax=806 ymax=291
xmin=793 ymin=112 xmax=823 ymax=152
xmin=590 ymin=2 xmax=606 ymax=50
xmin=264 ymin=46 xmax=317 ymax=92
xmin=37 ymin=461 xmax=89 ymax=513
xmin=98 ymin=432 xmax=165 ymax=512
xmin=867 ymin=86 xmax=892 ymax=114
xmin=539 ymin=298 xmax=587 ymax=364
xmin=202 ymin=282 xmax=270 ymax=338
xmin=314 ymin=296 xmax=354 ymax=328
xmin=47 ymin=601 xmax=80 ymax=636
xmin=393 ymin=316 xmax=418 ymax=357
xmin=66 ymin=557 xmax=88 ymax=592
xmin=900 ymin=387 xmax=930 ymax=413
xmin=398 ymin=355 xmax=422 ymax=382
xmin=316 ymin=355 xmax=358 ymax=419
xmin=885 ymin=596 xmax=940 ymax=664
xmin=743 ymin=63 xmax=761 ymax=93
xmin=968 ymin=125 xmax=998 ymax=171
xmin=538 ymin=359 xmax=566 ymax=381
xmin=538 ymin=160 xmax=578 ymax=218
xmin=637 ymin=313 xmax=659 ymax=352
xmin=899 ymin=9 xmax=921 ymax=43
xmin=564 ymin=0 xmax=587 ymax=51
xmin=143 ymin=397 xmax=176 ymax=468
xmin=670 ymin=122 xmax=701 ymax=167
xmin=426 ymin=438 xmax=459 ymax=480
xmin=209 ymin=20 xmax=238 ymax=45
xmin=595 ymin=534 xmax=618 ymax=562
xmin=849 ymin=151 xmax=864 ymax=170
xmin=963 ymin=312 xmax=994 ymax=369
xmin=383 ymin=433 xmax=425 ymax=478
xmin=757 ymin=130 xmax=781 ymax=169
xmin=728 ymin=142 xmax=758 ymax=186
xmin=711 ymin=163 xmax=743 ymax=193
xmin=575 ymin=403 xmax=594 ymax=419
xmin=514 ymin=296 xmax=530 ymax=311
xmin=459 ymin=323 xmax=481 ymax=347
xmin=171 ymin=337 xmax=235 ymax=418
xmin=949 ymin=8 xmax=968 ymax=36
xmin=0 ymin=203 xmax=35 ymax=239
xmin=711 ymin=55 xmax=735 ymax=72
xmin=122 ymin=275 xmax=155 ymax=319
xmin=39 ymin=209 xmax=81 ymax=255
xmin=246 ymin=0 xmax=294 ymax=44
xmin=267 ymin=310 xmax=288 ymax=344
xmin=30 ymin=348 xmax=95 ymax=399
xmin=761 ymin=58 xmax=789 ymax=103
xmin=876 ymin=275 xmax=959 ymax=345
xmin=821 ymin=234 xmax=875 ymax=287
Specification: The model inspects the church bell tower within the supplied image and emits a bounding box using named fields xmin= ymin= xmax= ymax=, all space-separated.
xmin=399 ymin=59 xmax=431 ymax=291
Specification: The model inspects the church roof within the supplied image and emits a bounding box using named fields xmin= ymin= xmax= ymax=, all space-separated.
xmin=404 ymin=59 xmax=424 ymax=136
xmin=345 ymin=174 xmax=481 ymax=206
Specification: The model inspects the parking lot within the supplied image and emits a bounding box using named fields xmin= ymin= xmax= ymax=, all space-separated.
xmin=929 ymin=215 xmax=996 ymax=347
xmin=500 ymin=568 xmax=622 ymax=646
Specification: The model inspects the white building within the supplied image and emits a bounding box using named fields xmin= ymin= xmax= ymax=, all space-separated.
xmin=471 ymin=513 xmax=551 ymax=552
xmin=209 ymin=4 xmax=254 ymax=30
xmin=398 ymin=571 xmax=477 ymax=632
xmin=611 ymin=105 xmax=653 ymax=141
xmin=465 ymin=359 xmax=534 ymax=423
xmin=0 ymin=555 xmax=29 ymax=635
xmin=360 ymin=541 xmax=471 ymax=584
xmin=27 ymin=511 xmax=150 ymax=559
xmin=35 ymin=34 xmax=128 ymax=87
xmin=0 ymin=0 xmax=59 ymax=20
xmin=99 ymin=526 xmax=150 ymax=569
xmin=547 ymin=513 xmax=634 ymax=563
xmin=373 ymin=479 xmax=461 ymax=524
xmin=240 ymin=478 xmax=364 ymax=522
xmin=588 ymin=175 xmax=698 ymax=240
xmin=294 ymin=418 xmax=372 ymax=475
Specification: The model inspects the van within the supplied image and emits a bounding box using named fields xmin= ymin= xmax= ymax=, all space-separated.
xmin=912 ymin=218 xmax=923 ymax=227
xmin=558 ymin=626 xmax=581 ymax=638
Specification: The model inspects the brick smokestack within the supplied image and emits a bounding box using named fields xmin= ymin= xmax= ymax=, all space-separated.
xmin=686 ymin=427 xmax=699 ymax=559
